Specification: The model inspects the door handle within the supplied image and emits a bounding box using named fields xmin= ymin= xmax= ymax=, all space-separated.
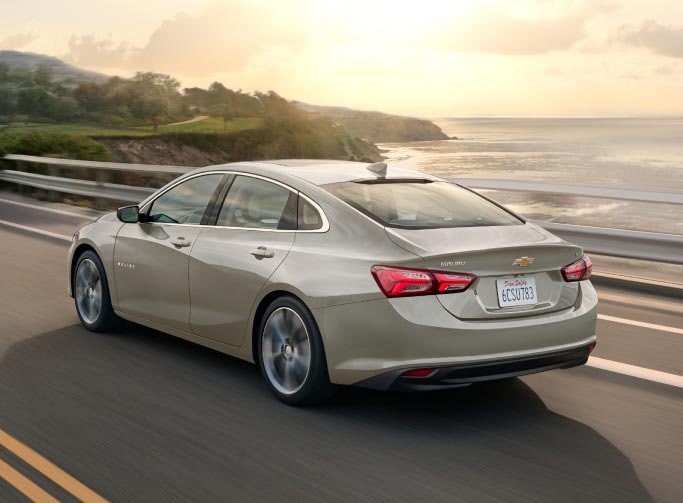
xmin=171 ymin=237 xmax=191 ymax=248
xmin=250 ymin=246 xmax=275 ymax=259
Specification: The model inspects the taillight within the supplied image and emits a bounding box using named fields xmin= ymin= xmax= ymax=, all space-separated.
xmin=561 ymin=255 xmax=592 ymax=282
xmin=371 ymin=265 xmax=476 ymax=298
xmin=432 ymin=271 xmax=477 ymax=293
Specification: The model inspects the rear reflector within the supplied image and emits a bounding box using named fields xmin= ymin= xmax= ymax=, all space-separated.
xmin=561 ymin=255 xmax=592 ymax=282
xmin=402 ymin=368 xmax=436 ymax=378
xmin=371 ymin=265 xmax=476 ymax=298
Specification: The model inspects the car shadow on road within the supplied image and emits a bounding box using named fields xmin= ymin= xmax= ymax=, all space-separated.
xmin=0 ymin=323 xmax=656 ymax=503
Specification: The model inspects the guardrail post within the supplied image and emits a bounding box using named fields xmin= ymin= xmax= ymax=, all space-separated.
xmin=47 ymin=164 xmax=58 ymax=202
xmin=16 ymin=160 xmax=25 ymax=195
xmin=95 ymin=169 xmax=108 ymax=210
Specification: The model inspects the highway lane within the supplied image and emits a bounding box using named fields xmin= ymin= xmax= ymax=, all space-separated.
xmin=1 ymin=200 xmax=682 ymax=502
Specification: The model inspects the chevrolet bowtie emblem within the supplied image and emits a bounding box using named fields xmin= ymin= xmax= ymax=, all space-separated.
xmin=513 ymin=256 xmax=534 ymax=267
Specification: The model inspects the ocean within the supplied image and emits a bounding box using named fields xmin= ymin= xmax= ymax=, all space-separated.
xmin=378 ymin=117 xmax=683 ymax=236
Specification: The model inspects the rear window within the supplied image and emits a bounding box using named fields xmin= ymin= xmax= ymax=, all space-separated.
xmin=323 ymin=180 xmax=522 ymax=229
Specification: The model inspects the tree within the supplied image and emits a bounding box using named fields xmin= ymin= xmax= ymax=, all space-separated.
xmin=255 ymin=90 xmax=299 ymax=120
xmin=208 ymin=103 xmax=234 ymax=130
xmin=33 ymin=65 xmax=53 ymax=87
xmin=17 ymin=87 xmax=59 ymax=119
xmin=207 ymin=81 xmax=231 ymax=106
xmin=183 ymin=87 xmax=209 ymax=109
xmin=130 ymin=72 xmax=181 ymax=129
xmin=0 ymin=87 xmax=15 ymax=117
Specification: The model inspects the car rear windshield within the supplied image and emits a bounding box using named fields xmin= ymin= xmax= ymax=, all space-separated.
xmin=323 ymin=179 xmax=523 ymax=229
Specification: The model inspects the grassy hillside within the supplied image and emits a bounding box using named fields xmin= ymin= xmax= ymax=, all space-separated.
xmin=0 ymin=116 xmax=264 ymax=137
xmin=296 ymin=102 xmax=448 ymax=142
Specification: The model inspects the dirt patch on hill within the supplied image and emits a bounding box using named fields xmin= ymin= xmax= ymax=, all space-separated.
xmin=98 ymin=137 xmax=225 ymax=167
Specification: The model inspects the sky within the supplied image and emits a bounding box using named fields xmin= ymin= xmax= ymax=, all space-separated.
xmin=1 ymin=0 xmax=683 ymax=117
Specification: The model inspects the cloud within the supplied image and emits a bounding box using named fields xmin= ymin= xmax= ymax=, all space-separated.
xmin=653 ymin=65 xmax=674 ymax=75
xmin=0 ymin=33 xmax=38 ymax=50
xmin=65 ymin=35 xmax=136 ymax=69
xmin=612 ymin=20 xmax=683 ymax=58
xmin=435 ymin=4 xmax=610 ymax=55
xmin=132 ymin=1 xmax=308 ymax=75
xmin=438 ymin=7 xmax=589 ymax=54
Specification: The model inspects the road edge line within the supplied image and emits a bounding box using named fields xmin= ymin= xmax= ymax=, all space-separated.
xmin=0 ymin=219 xmax=71 ymax=242
xmin=0 ymin=197 xmax=98 ymax=220
xmin=587 ymin=357 xmax=683 ymax=388
xmin=597 ymin=314 xmax=683 ymax=335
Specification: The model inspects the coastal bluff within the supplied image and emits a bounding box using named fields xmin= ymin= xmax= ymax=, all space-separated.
xmin=295 ymin=103 xmax=448 ymax=143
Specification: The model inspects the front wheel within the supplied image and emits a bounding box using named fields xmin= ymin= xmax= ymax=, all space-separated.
xmin=73 ymin=250 xmax=121 ymax=332
xmin=257 ymin=296 xmax=335 ymax=405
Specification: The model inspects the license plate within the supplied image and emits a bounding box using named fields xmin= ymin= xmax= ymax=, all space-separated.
xmin=496 ymin=277 xmax=537 ymax=307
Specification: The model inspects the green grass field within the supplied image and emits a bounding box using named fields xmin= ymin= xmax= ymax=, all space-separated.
xmin=0 ymin=116 xmax=264 ymax=137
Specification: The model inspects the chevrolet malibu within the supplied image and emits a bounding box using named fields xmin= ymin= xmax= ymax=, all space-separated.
xmin=68 ymin=160 xmax=598 ymax=405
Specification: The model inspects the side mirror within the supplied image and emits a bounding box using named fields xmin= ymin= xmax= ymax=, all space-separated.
xmin=117 ymin=205 xmax=140 ymax=223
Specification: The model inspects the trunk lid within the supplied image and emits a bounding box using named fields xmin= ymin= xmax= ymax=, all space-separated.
xmin=386 ymin=222 xmax=583 ymax=320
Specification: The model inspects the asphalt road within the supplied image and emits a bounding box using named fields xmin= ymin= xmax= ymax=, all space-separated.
xmin=0 ymin=194 xmax=682 ymax=502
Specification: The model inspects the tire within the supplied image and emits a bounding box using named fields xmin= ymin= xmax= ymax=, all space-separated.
xmin=257 ymin=295 xmax=336 ymax=405
xmin=73 ymin=250 xmax=122 ymax=332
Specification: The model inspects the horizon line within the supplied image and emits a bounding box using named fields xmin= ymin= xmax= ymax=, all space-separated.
xmin=421 ymin=115 xmax=683 ymax=120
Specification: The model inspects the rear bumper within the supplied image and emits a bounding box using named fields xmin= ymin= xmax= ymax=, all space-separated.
xmin=313 ymin=281 xmax=598 ymax=386
xmin=355 ymin=343 xmax=593 ymax=391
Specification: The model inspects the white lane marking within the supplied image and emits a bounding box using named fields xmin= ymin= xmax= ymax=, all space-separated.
xmin=0 ymin=220 xmax=71 ymax=242
xmin=0 ymin=198 xmax=96 ymax=220
xmin=598 ymin=314 xmax=683 ymax=335
xmin=587 ymin=357 xmax=683 ymax=388
xmin=598 ymin=291 xmax=682 ymax=314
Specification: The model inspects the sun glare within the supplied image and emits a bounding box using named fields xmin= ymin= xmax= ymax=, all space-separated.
xmin=312 ymin=0 xmax=474 ymax=42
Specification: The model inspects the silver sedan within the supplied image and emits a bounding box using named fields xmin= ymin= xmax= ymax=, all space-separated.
xmin=68 ymin=160 xmax=598 ymax=405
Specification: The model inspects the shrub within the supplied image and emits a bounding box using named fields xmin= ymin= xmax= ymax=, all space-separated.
xmin=0 ymin=131 xmax=111 ymax=161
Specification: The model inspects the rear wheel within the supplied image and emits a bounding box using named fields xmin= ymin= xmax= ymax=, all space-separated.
xmin=257 ymin=296 xmax=335 ymax=405
xmin=74 ymin=250 xmax=121 ymax=332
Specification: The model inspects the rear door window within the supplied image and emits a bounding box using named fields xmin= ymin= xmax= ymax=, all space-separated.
xmin=217 ymin=175 xmax=297 ymax=230
xmin=324 ymin=180 xmax=522 ymax=229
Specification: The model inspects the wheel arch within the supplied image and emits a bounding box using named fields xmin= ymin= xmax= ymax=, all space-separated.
xmin=250 ymin=289 xmax=323 ymax=366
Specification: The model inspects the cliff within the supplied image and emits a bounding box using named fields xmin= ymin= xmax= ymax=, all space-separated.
xmin=295 ymin=103 xmax=448 ymax=143
xmin=97 ymin=124 xmax=382 ymax=167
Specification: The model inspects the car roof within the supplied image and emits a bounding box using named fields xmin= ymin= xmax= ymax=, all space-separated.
xmin=195 ymin=159 xmax=441 ymax=186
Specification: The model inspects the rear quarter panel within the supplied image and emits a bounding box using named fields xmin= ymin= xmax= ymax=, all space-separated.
xmin=264 ymin=193 xmax=423 ymax=310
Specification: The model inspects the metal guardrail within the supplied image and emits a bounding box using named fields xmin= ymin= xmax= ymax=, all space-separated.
xmin=1 ymin=155 xmax=682 ymax=265
xmin=450 ymin=177 xmax=683 ymax=205
xmin=0 ymin=170 xmax=154 ymax=202
xmin=539 ymin=222 xmax=683 ymax=265
xmin=2 ymin=154 xmax=191 ymax=174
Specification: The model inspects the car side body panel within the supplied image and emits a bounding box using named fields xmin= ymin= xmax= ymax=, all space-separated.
xmin=114 ymin=222 xmax=204 ymax=331
xmin=188 ymin=227 xmax=295 ymax=346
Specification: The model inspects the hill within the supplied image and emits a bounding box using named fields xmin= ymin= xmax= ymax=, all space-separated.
xmin=0 ymin=51 xmax=108 ymax=82
xmin=296 ymin=102 xmax=448 ymax=142
xmin=0 ymin=51 xmax=436 ymax=166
